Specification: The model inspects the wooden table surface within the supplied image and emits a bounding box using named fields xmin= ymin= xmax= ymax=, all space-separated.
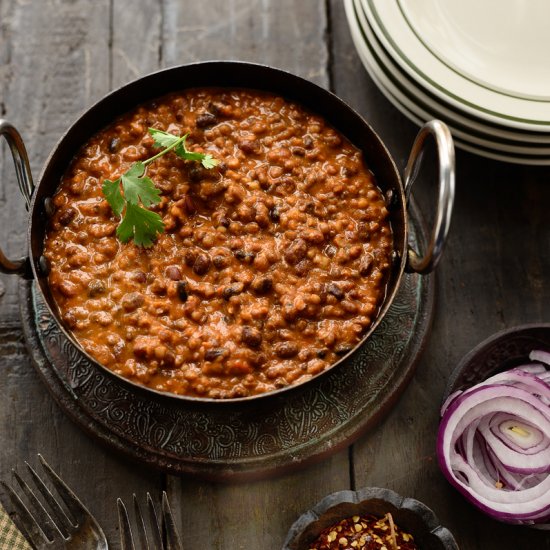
xmin=1 ymin=1 xmax=549 ymax=549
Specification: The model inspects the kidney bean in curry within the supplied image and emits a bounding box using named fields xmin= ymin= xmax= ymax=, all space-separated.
xmin=44 ymin=89 xmax=393 ymax=399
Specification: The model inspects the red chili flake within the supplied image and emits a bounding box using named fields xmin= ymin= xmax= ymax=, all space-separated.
xmin=308 ymin=513 xmax=417 ymax=550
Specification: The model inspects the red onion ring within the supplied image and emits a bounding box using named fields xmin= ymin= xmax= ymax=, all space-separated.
xmin=437 ymin=354 xmax=550 ymax=526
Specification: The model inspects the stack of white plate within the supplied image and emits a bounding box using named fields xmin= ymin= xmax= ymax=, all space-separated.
xmin=345 ymin=0 xmax=550 ymax=165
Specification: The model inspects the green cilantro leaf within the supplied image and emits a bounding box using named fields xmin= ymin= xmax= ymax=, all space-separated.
xmin=120 ymin=162 xmax=162 ymax=207
xmin=102 ymin=177 xmax=125 ymax=217
xmin=174 ymin=141 xmax=188 ymax=158
xmin=149 ymin=128 xmax=181 ymax=149
xmin=177 ymin=149 xmax=204 ymax=163
xmin=116 ymin=202 xmax=164 ymax=247
xmin=148 ymin=128 xmax=219 ymax=168
xmin=102 ymin=163 xmax=162 ymax=247
xmin=201 ymin=154 xmax=219 ymax=169
xmin=103 ymin=127 xmax=220 ymax=247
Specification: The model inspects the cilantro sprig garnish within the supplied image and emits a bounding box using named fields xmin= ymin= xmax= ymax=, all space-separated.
xmin=102 ymin=128 xmax=219 ymax=247
xmin=149 ymin=129 xmax=219 ymax=169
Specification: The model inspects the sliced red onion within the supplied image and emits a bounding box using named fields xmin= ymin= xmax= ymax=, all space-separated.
xmin=518 ymin=363 xmax=549 ymax=375
xmin=477 ymin=415 xmax=549 ymax=473
xmin=482 ymin=369 xmax=550 ymax=396
xmin=491 ymin=414 xmax=547 ymax=453
xmin=483 ymin=444 xmax=540 ymax=491
xmin=441 ymin=389 xmax=462 ymax=416
xmin=437 ymin=358 xmax=550 ymax=526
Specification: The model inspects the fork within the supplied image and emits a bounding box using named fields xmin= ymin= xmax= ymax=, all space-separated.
xmin=0 ymin=454 xmax=108 ymax=549
xmin=117 ymin=492 xmax=183 ymax=550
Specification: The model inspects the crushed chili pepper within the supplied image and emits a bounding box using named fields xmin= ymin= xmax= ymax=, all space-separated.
xmin=308 ymin=513 xmax=417 ymax=550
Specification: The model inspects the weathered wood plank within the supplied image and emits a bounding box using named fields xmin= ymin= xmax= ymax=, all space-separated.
xmin=421 ymin=162 xmax=550 ymax=550
xmin=0 ymin=2 xmax=164 ymax=547
xmin=112 ymin=0 xmax=163 ymax=88
xmin=162 ymin=0 xmax=329 ymax=87
xmin=0 ymin=0 xmax=110 ymax=321
xmin=0 ymin=0 xmax=20 ymax=318
xmin=331 ymin=1 xmax=550 ymax=549
xmin=168 ymin=453 xmax=350 ymax=549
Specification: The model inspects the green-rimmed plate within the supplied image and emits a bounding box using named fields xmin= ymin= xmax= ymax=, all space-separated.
xmin=399 ymin=0 xmax=550 ymax=102
xmin=365 ymin=0 xmax=550 ymax=131
xmin=353 ymin=0 xmax=550 ymax=146
xmin=345 ymin=0 xmax=550 ymax=165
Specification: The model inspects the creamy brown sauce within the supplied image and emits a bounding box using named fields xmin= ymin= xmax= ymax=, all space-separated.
xmin=44 ymin=88 xmax=393 ymax=398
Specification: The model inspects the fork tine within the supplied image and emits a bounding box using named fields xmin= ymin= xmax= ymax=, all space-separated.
xmin=24 ymin=461 xmax=72 ymax=537
xmin=118 ymin=498 xmax=136 ymax=550
xmin=162 ymin=492 xmax=183 ymax=550
xmin=1 ymin=480 xmax=49 ymax=549
xmin=146 ymin=493 xmax=163 ymax=549
xmin=133 ymin=494 xmax=151 ymax=550
xmin=13 ymin=469 xmax=62 ymax=542
xmin=37 ymin=454 xmax=88 ymax=525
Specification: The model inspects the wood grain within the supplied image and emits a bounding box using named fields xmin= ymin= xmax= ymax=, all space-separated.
xmin=112 ymin=0 xmax=163 ymax=87
xmin=0 ymin=2 xmax=163 ymax=547
xmin=0 ymin=0 xmax=111 ymax=320
xmin=162 ymin=0 xmax=329 ymax=87
xmin=168 ymin=453 xmax=350 ymax=549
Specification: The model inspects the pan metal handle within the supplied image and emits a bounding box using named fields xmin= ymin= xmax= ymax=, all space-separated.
xmin=404 ymin=120 xmax=455 ymax=274
xmin=0 ymin=119 xmax=34 ymax=276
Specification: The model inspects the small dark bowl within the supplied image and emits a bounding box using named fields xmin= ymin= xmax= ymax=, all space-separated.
xmin=283 ymin=487 xmax=458 ymax=549
xmin=443 ymin=323 xmax=550 ymax=400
